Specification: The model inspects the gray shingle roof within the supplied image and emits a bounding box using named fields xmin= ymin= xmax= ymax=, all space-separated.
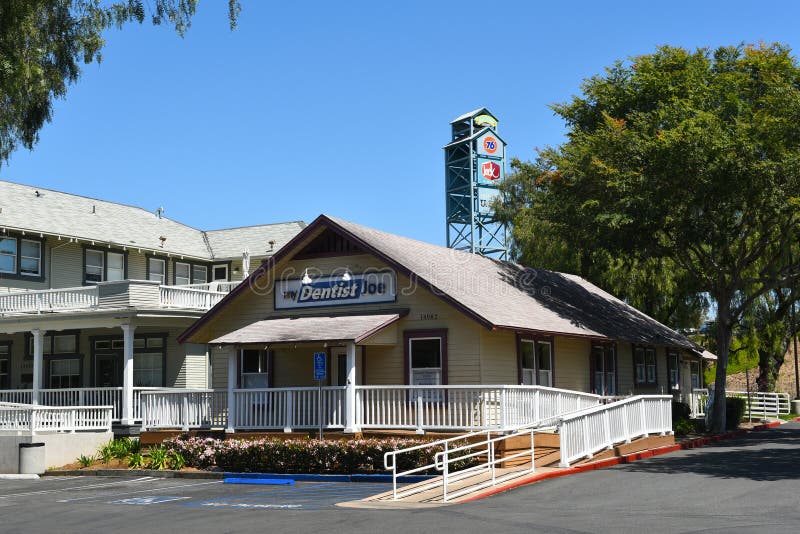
xmin=326 ymin=216 xmax=701 ymax=350
xmin=205 ymin=222 xmax=306 ymax=260
xmin=0 ymin=180 xmax=304 ymax=260
xmin=210 ymin=313 xmax=402 ymax=345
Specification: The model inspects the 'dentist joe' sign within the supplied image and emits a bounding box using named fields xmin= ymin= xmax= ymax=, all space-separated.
xmin=275 ymin=271 xmax=397 ymax=309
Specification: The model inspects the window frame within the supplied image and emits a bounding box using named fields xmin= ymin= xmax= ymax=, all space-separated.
xmin=47 ymin=356 xmax=82 ymax=389
xmin=89 ymin=333 xmax=167 ymax=387
xmin=590 ymin=343 xmax=617 ymax=396
xmin=212 ymin=262 xmax=231 ymax=282
xmin=146 ymin=256 xmax=167 ymax=284
xmin=26 ymin=331 xmax=80 ymax=359
xmin=404 ymin=329 xmax=448 ymax=387
xmin=239 ymin=349 xmax=272 ymax=389
xmin=82 ymin=246 xmax=128 ymax=285
xmin=172 ymin=260 xmax=210 ymax=285
xmin=516 ymin=334 xmax=555 ymax=387
xmin=0 ymin=233 xmax=46 ymax=281
xmin=667 ymin=350 xmax=681 ymax=391
xmin=0 ymin=341 xmax=11 ymax=389
xmin=633 ymin=345 xmax=658 ymax=387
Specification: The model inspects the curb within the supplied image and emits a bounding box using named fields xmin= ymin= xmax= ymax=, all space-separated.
xmin=43 ymin=469 xmax=434 ymax=484
xmin=461 ymin=421 xmax=785 ymax=503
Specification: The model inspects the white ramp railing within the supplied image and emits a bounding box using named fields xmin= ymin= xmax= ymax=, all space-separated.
xmin=0 ymin=403 xmax=113 ymax=433
xmin=559 ymin=395 xmax=672 ymax=467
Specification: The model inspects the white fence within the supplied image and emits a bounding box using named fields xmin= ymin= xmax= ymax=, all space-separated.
xmin=233 ymin=387 xmax=346 ymax=430
xmin=159 ymin=286 xmax=227 ymax=310
xmin=0 ymin=387 xmax=165 ymax=422
xmin=141 ymin=389 xmax=228 ymax=431
xmin=0 ymin=286 xmax=98 ymax=314
xmin=357 ymin=385 xmax=601 ymax=432
xmin=690 ymin=389 xmax=790 ymax=419
xmin=0 ymin=403 xmax=113 ymax=433
xmin=559 ymin=395 xmax=673 ymax=467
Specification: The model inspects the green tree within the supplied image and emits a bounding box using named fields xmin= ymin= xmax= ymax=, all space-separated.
xmin=508 ymin=43 xmax=800 ymax=433
xmin=0 ymin=0 xmax=241 ymax=166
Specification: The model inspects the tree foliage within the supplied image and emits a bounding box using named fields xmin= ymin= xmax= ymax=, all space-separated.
xmin=0 ymin=0 xmax=241 ymax=165
xmin=504 ymin=43 xmax=800 ymax=432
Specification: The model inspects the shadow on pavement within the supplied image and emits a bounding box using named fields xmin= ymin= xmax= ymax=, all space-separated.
xmin=616 ymin=426 xmax=800 ymax=482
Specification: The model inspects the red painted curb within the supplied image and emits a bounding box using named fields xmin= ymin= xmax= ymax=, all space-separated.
xmin=752 ymin=421 xmax=782 ymax=431
xmin=793 ymin=417 xmax=800 ymax=422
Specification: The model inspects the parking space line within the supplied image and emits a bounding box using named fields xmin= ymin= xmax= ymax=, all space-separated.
xmin=0 ymin=477 xmax=155 ymax=500
xmin=56 ymin=480 xmax=223 ymax=503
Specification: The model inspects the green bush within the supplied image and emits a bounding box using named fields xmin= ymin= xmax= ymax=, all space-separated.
xmin=163 ymin=435 xmax=479 ymax=475
xmin=147 ymin=446 xmax=170 ymax=470
xmin=673 ymin=419 xmax=695 ymax=436
xmin=726 ymin=396 xmax=747 ymax=430
xmin=77 ymin=454 xmax=95 ymax=468
xmin=128 ymin=453 xmax=145 ymax=469
xmin=97 ymin=443 xmax=114 ymax=464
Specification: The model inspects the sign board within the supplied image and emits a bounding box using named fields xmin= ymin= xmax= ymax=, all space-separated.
xmin=476 ymin=130 xmax=504 ymax=158
xmin=477 ymin=187 xmax=501 ymax=214
xmin=314 ymin=352 xmax=327 ymax=380
xmin=477 ymin=156 xmax=504 ymax=185
xmin=275 ymin=271 xmax=396 ymax=310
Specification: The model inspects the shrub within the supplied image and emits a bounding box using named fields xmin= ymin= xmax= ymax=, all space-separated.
xmin=168 ymin=452 xmax=186 ymax=470
xmin=162 ymin=435 xmax=479 ymax=475
xmin=147 ymin=446 xmax=170 ymax=470
xmin=128 ymin=453 xmax=145 ymax=469
xmin=726 ymin=396 xmax=747 ymax=430
xmin=671 ymin=401 xmax=691 ymax=422
xmin=97 ymin=443 xmax=114 ymax=464
xmin=77 ymin=454 xmax=95 ymax=468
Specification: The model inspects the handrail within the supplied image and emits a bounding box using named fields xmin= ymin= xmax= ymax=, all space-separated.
xmin=0 ymin=403 xmax=114 ymax=433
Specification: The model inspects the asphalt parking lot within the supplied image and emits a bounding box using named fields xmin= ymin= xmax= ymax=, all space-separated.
xmin=1 ymin=422 xmax=798 ymax=534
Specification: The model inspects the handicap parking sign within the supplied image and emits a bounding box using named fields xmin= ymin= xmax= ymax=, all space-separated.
xmin=314 ymin=352 xmax=326 ymax=380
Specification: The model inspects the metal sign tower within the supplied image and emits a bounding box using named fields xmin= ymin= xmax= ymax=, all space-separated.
xmin=444 ymin=108 xmax=508 ymax=259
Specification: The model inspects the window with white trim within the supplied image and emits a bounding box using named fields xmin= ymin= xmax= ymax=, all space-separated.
xmin=175 ymin=262 xmax=191 ymax=285
xmin=409 ymin=336 xmax=444 ymax=402
xmin=107 ymin=252 xmax=125 ymax=281
xmin=593 ymin=345 xmax=616 ymax=396
xmin=20 ymin=240 xmax=42 ymax=276
xmin=690 ymin=361 xmax=700 ymax=389
xmin=213 ymin=264 xmax=229 ymax=281
xmin=668 ymin=351 xmax=680 ymax=390
xmin=0 ymin=343 xmax=10 ymax=389
xmin=147 ymin=258 xmax=166 ymax=284
xmin=192 ymin=265 xmax=208 ymax=284
xmin=0 ymin=237 xmax=16 ymax=274
xmin=520 ymin=339 xmax=553 ymax=387
xmin=634 ymin=347 xmax=657 ymax=386
xmin=241 ymin=350 xmax=269 ymax=388
xmin=85 ymin=249 xmax=104 ymax=283
xmin=49 ymin=358 xmax=80 ymax=388
xmin=28 ymin=333 xmax=78 ymax=357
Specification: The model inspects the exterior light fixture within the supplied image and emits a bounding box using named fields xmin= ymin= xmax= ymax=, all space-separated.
xmin=342 ymin=268 xmax=351 ymax=282
xmin=301 ymin=269 xmax=312 ymax=285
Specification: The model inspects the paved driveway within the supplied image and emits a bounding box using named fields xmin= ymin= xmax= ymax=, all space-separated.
xmin=0 ymin=422 xmax=798 ymax=533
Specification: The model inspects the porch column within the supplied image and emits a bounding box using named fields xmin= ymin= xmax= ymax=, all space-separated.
xmin=31 ymin=329 xmax=44 ymax=405
xmin=121 ymin=324 xmax=136 ymax=426
xmin=344 ymin=341 xmax=359 ymax=433
xmin=226 ymin=349 xmax=237 ymax=433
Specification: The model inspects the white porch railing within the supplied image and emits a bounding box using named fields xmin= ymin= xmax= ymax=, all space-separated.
xmin=234 ymin=387 xmax=346 ymax=430
xmin=0 ymin=387 xmax=166 ymax=422
xmin=690 ymin=388 xmax=708 ymax=418
xmin=159 ymin=286 xmax=227 ymax=310
xmin=0 ymin=403 xmax=113 ymax=433
xmin=357 ymin=385 xmax=601 ymax=432
xmin=0 ymin=286 xmax=98 ymax=315
xmin=558 ymin=395 xmax=673 ymax=467
xmin=141 ymin=389 xmax=228 ymax=431
xmin=182 ymin=281 xmax=241 ymax=293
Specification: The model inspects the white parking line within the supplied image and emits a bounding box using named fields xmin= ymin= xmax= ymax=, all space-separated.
xmin=0 ymin=477 xmax=155 ymax=500
xmin=56 ymin=480 xmax=223 ymax=503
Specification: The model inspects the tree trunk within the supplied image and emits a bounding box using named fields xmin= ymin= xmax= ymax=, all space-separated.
xmin=711 ymin=298 xmax=733 ymax=434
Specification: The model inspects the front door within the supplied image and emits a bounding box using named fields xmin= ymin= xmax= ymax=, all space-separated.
xmin=333 ymin=349 xmax=348 ymax=386
xmin=96 ymin=353 xmax=122 ymax=387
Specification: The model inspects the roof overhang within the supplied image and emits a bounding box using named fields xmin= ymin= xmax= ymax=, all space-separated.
xmin=209 ymin=312 xmax=404 ymax=346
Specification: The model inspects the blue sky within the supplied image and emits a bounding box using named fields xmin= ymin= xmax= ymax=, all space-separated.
xmin=3 ymin=1 xmax=799 ymax=245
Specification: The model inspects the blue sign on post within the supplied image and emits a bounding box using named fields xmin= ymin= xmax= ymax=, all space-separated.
xmin=313 ymin=352 xmax=327 ymax=380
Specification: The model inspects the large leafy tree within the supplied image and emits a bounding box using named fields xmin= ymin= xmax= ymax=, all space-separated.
xmin=509 ymin=43 xmax=800 ymax=432
xmin=0 ymin=0 xmax=240 ymax=166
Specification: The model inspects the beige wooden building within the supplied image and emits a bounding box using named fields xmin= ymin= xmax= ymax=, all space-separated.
xmin=178 ymin=214 xmax=713 ymax=433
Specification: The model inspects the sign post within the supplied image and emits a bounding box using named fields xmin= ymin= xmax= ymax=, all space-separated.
xmin=314 ymin=352 xmax=327 ymax=440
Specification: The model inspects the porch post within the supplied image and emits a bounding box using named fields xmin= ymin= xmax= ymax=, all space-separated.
xmin=344 ymin=341 xmax=359 ymax=433
xmin=226 ymin=349 xmax=236 ymax=433
xmin=31 ymin=329 xmax=44 ymax=405
xmin=121 ymin=324 xmax=136 ymax=426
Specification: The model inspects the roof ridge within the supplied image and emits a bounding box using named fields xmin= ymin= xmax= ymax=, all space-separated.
xmin=204 ymin=220 xmax=306 ymax=232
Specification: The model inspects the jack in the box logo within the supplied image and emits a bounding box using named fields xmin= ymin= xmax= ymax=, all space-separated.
xmin=481 ymin=161 xmax=501 ymax=181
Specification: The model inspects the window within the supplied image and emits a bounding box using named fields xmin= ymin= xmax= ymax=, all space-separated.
xmin=0 ymin=237 xmax=16 ymax=273
xmin=28 ymin=332 xmax=78 ymax=357
xmin=192 ymin=265 xmax=208 ymax=284
xmin=50 ymin=359 xmax=80 ymax=388
xmin=409 ymin=338 xmax=442 ymax=386
xmin=134 ymin=353 xmax=163 ymax=387
xmin=20 ymin=240 xmax=41 ymax=276
xmin=0 ymin=235 xmax=44 ymax=279
xmin=519 ymin=338 xmax=553 ymax=387
xmin=668 ymin=351 xmax=680 ymax=390
xmin=213 ymin=264 xmax=229 ymax=281
xmin=85 ymin=250 xmax=104 ymax=283
xmin=592 ymin=345 xmax=616 ymax=396
xmin=175 ymin=262 xmax=191 ymax=285
xmin=634 ymin=347 xmax=657 ymax=386
xmin=107 ymin=252 xmax=124 ymax=281
xmin=147 ymin=258 xmax=166 ymax=284
xmin=690 ymin=361 xmax=700 ymax=390
xmin=0 ymin=342 xmax=10 ymax=389
xmin=241 ymin=350 xmax=269 ymax=388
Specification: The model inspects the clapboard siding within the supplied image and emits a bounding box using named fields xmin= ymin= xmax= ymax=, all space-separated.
xmin=553 ymin=336 xmax=591 ymax=392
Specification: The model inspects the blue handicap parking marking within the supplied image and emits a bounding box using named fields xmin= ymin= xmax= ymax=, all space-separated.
xmin=108 ymin=496 xmax=190 ymax=505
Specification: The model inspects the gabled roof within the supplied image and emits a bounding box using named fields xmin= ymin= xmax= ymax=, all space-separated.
xmin=442 ymin=126 xmax=507 ymax=149
xmin=0 ymin=180 xmax=304 ymax=260
xmin=451 ymin=108 xmax=494 ymax=123
xmin=205 ymin=221 xmax=307 ymax=260
xmin=180 ymin=215 xmax=702 ymax=351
